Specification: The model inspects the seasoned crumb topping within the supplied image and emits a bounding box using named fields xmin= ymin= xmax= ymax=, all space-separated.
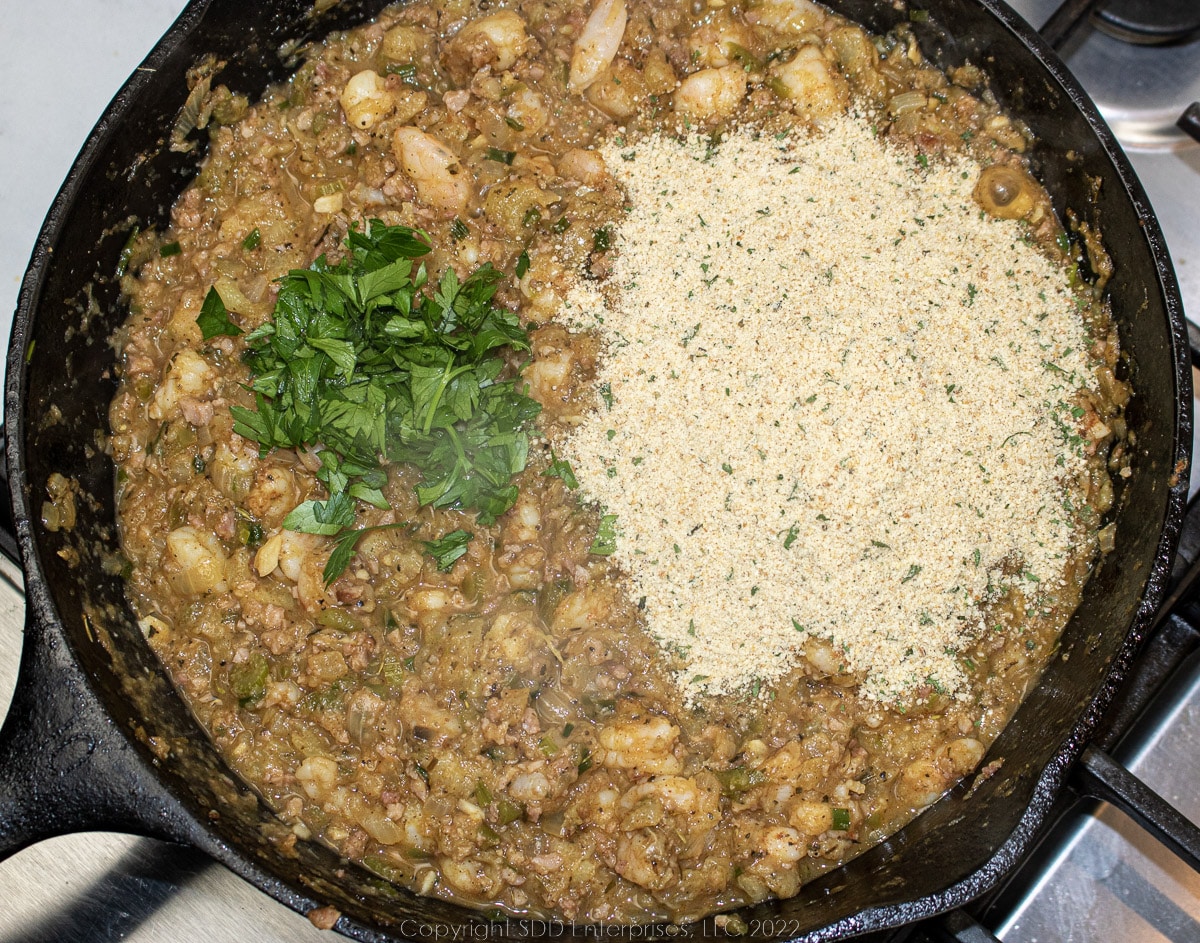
xmin=560 ymin=119 xmax=1096 ymax=703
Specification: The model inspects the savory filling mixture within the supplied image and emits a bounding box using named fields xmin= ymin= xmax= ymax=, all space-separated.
xmin=106 ymin=0 xmax=1131 ymax=925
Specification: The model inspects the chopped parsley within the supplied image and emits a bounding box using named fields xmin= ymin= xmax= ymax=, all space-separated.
xmin=196 ymin=286 xmax=242 ymax=340
xmin=543 ymin=452 xmax=579 ymax=489
xmin=224 ymin=221 xmax=541 ymax=583
xmin=591 ymin=513 xmax=619 ymax=555
xmin=422 ymin=529 xmax=474 ymax=571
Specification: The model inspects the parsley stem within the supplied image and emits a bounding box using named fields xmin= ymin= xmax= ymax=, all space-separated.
xmin=444 ymin=425 xmax=470 ymax=490
xmin=421 ymin=362 xmax=472 ymax=435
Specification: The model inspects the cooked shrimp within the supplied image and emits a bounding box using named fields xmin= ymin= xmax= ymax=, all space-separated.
xmin=760 ymin=825 xmax=805 ymax=864
xmin=787 ymin=799 xmax=835 ymax=837
xmin=392 ymin=128 xmax=473 ymax=215
xmin=445 ymin=11 xmax=530 ymax=76
xmin=438 ymin=857 xmax=502 ymax=898
xmin=501 ymin=492 xmax=543 ymax=544
xmin=340 ymin=70 xmax=394 ymax=131
xmin=149 ymin=349 xmax=215 ymax=420
xmin=615 ymin=829 xmax=678 ymax=890
xmin=557 ymin=147 xmax=608 ymax=187
xmin=770 ymin=44 xmax=850 ymax=121
xmin=687 ymin=14 xmax=753 ymax=68
xmin=509 ymin=770 xmax=551 ymax=802
xmin=165 ymin=526 xmax=229 ymax=596
xmin=600 ymin=716 xmax=683 ymax=775
xmin=620 ymin=776 xmax=711 ymax=816
xmin=569 ymin=0 xmax=627 ymax=93
xmin=674 ymin=66 xmax=747 ymax=120
xmin=276 ymin=530 xmax=331 ymax=612
xmin=754 ymin=0 xmax=830 ymax=33
xmin=295 ymin=755 xmax=339 ymax=801
xmin=244 ymin=464 xmax=301 ymax=529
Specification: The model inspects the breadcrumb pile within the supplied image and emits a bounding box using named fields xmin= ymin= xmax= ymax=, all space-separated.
xmin=560 ymin=118 xmax=1095 ymax=703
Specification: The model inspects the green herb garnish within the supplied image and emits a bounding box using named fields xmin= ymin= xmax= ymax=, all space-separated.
xmin=591 ymin=513 xmax=619 ymax=555
xmin=422 ymin=529 xmax=474 ymax=571
xmin=226 ymin=220 xmax=541 ymax=583
xmin=831 ymin=807 xmax=852 ymax=830
xmin=160 ymin=241 xmax=182 ymax=258
xmin=197 ymin=286 xmax=243 ymax=339
xmin=311 ymin=519 xmax=412 ymax=586
xmin=242 ymin=227 xmax=262 ymax=250
xmin=116 ymin=225 xmax=141 ymax=278
xmin=543 ymin=452 xmax=579 ymax=489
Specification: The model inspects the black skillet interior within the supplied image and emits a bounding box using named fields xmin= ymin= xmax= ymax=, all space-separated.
xmin=5 ymin=0 xmax=1189 ymax=939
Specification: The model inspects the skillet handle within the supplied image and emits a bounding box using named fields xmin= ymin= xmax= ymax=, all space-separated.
xmin=1179 ymin=103 xmax=1200 ymax=144
xmin=0 ymin=428 xmax=186 ymax=855
xmin=0 ymin=604 xmax=188 ymax=860
xmin=1075 ymin=744 xmax=1200 ymax=872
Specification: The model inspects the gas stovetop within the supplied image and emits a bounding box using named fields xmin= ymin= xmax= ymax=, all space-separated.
xmin=0 ymin=1 xmax=1197 ymax=941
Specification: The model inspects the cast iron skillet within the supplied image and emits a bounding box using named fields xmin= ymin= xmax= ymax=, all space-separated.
xmin=0 ymin=0 xmax=1191 ymax=938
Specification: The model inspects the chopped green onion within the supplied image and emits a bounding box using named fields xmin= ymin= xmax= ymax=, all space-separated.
xmin=116 ymin=225 xmax=141 ymax=277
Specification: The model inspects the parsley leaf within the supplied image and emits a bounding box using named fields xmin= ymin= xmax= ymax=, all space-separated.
xmin=317 ymin=521 xmax=413 ymax=586
xmin=422 ymin=529 xmax=474 ymax=571
xmin=282 ymin=492 xmax=357 ymax=536
xmin=197 ymin=286 xmax=242 ymax=339
xmin=543 ymin=452 xmax=579 ymax=489
xmin=591 ymin=513 xmax=619 ymax=555
xmin=229 ymin=220 xmax=542 ymax=583
xmin=782 ymin=524 xmax=799 ymax=549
